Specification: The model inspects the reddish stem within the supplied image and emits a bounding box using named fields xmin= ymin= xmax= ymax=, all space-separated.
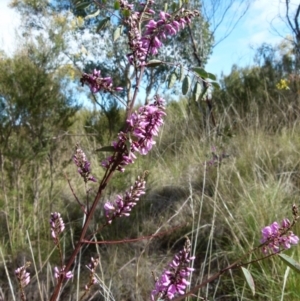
xmin=49 ymin=161 xmax=117 ymax=301
xmin=49 ymin=7 xmax=153 ymax=299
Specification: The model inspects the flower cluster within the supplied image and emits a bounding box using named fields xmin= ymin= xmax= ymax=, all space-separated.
xmin=104 ymin=175 xmax=146 ymax=223
xmin=141 ymin=10 xmax=198 ymax=56
xmin=101 ymin=96 xmax=165 ymax=172
xmin=151 ymin=238 xmax=195 ymax=301
xmin=128 ymin=95 xmax=166 ymax=155
xmin=122 ymin=0 xmax=155 ymax=66
xmin=125 ymin=4 xmax=199 ymax=66
xmin=101 ymin=131 xmax=137 ymax=172
xmin=261 ymin=218 xmax=299 ymax=254
xmin=50 ymin=212 xmax=65 ymax=242
xmin=15 ymin=262 xmax=31 ymax=288
xmin=54 ymin=266 xmax=73 ymax=280
xmin=84 ymin=257 xmax=99 ymax=291
xmin=73 ymin=145 xmax=97 ymax=183
xmin=119 ymin=0 xmax=134 ymax=11
xmin=80 ymin=69 xmax=123 ymax=94
xmin=276 ymin=79 xmax=289 ymax=90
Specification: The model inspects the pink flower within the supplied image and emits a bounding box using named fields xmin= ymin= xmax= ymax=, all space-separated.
xmin=84 ymin=257 xmax=99 ymax=291
xmin=104 ymin=176 xmax=146 ymax=223
xmin=151 ymin=238 xmax=195 ymax=301
xmin=102 ymin=96 xmax=165 ymax=172
xmin=127 ymin=96 xmax=166 ymax=155
xmin=260 ymin=219 xmax=299 ymax=254
xmin=80 ymin=69 xmax=123 ymax=93
xmin=73 ymin=145 xmax=97 ymax=183
xmin=119 ymin=0 xmax=133 ymax=10
xmin=50 ymin=212 xmax=65 ymax=241
xmin=54 ymin=266 xmax=73 ymax=280
xmin=126 ymin=6 xmax=199 ymax=66
xmin=15 ymin=263 xmax=31 ymax=288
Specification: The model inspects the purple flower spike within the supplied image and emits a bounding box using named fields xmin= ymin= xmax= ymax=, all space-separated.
xmin=80 ymin=69 xmax=123 ymax=94
xmin=151 ymin=238 xmax=195 ymax=301
xmin=88 ymin=257 xmax=99 ymax=272
xmin=15 ymin=262 xmax=31 ymax=288
xmin=104 ymin=175 xmax=146 ymax=223
xmin=261 ymin=218 xmax=299 ymax=254
xmin=73 ymin=145 xmax=97 ymax=183
xmin=54 ymin=266 xmax=73 ymax=280
xmin=50 ymin=212 xmax=65 ymax=243
xmin=101 ymin=97 xmax=165 ymax=172
xmin=127 ymin=95 xmax=166 ymax=155
xmin=84 ymin=257 xmax=99 ymax=291
xmin=126 ymin=6 xmax=199 ymax=66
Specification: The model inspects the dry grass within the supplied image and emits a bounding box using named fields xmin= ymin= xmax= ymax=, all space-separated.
xmin=1 ymin=99 xmax=300 ymax=300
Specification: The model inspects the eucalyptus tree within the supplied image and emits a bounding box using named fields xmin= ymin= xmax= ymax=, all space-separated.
xmin=10 ymin=0 xmax=251 ymax=137
xmin=283 ymin=0 xmax=300 ymax=71
xmin=11 ymin=0 xmax=213 ymax=98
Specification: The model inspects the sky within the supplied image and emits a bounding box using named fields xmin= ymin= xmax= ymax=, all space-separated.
xmin=206 ymin=0 xmax=297 ymax=77
xmin=0 ymin=0 xmax=21 ymax=54
xmin=0 ymin=0 xmax=297 ymax=78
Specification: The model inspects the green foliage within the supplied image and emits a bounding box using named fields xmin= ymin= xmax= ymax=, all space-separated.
xmin=12 ymin=0 xmax=214 ymax=107
xmin=83 ymin=101 xmax=125 ymax=145
xmin=213 ymin=43 xmax=300 ymax=130
xmin=279 ymin=254 xmax=300 ymax=274
xmin=0 ymin=42 xmax=79 ymax=254
xmin=0 ymin=50 xmax=78 ymax=162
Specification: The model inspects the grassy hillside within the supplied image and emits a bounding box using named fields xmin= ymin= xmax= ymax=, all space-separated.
xmin=1 ymin=95 xmax=300 ymax=301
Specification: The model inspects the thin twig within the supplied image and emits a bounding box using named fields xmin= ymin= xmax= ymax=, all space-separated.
xmin=65 ymin=173 xmax=86 ymax=214
xmin=187 ymin=23 xmax=217 ymax=128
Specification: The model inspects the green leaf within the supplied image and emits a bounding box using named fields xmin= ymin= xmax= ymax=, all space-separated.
xmin=122 ymin=9 xmax=131 ymax=18
xmin=278 ymin=254 xmax=300 ymax=274
xmin=192 ymin=67 xmax=216 ymax=80
xmin=193 ymin=82 xmax=202 ymax=102
xmin=171 ymin=2 xmax=177 ymax=11
xmin=241 ymin=267 xmax=255 ymax=296
xmin=211 ymin=81 xmax=220 ymax=89
xmin=164 ymin=3 xmax=168 ymax=11
xmin=206 ymin=72 xmax=216 ymax=81
xmin=192 ymin=67 xmax=207 ymax=78
xmin=114 ymin=1 xmax=120 ymax=10
xmin=178 ymin=64 xmax=184 ymax=81
xmin=75 ymin=1 xmax=90 ymax=10
xmin=168 ymin=72 xmax=177 ymax=88
xmin=85 ymin=9 xmax=100 ymax=19
xmin=182 ymin=75 xmax=191 ymax=95
xmin=147 ymin=60 xmax=163 ymax=67
xmin=96 ymin=17 xmax=110 ymax=33
xmin=113 ymin=25 xmax=123 ymax=41
xmin=95 ymin=146 xmax=116 ymax=152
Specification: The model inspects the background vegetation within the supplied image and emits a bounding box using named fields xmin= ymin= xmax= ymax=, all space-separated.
xmin=1 ymin=0 xmax=300 ymax=300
